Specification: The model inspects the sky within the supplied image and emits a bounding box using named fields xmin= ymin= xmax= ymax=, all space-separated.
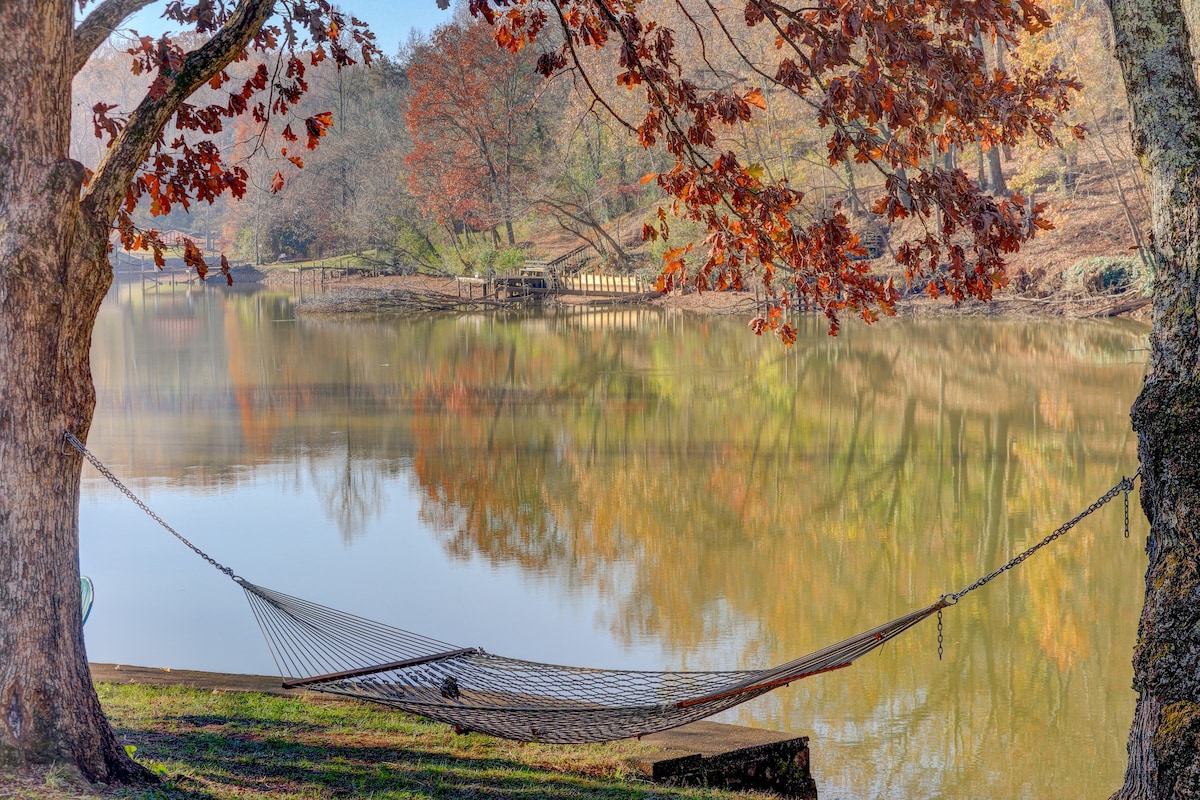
xmin=120 ymin=0 xmax=457 ymax=58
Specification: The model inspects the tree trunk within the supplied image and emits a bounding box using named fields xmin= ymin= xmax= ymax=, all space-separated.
xmin=0 ymin=222 xmax=141 ymax=786
xmin=973 ymin=31 xmax=1008 ymax=195
xmin=1107 ymin=1 xmax=1200 ymax=797
xmin=985 ymin=147 xmax=1007 ymax=195
xmin=4 ymin=0 xmax=272 ymax=780
xmin=0 ymin=0 xmax=148 ymax=782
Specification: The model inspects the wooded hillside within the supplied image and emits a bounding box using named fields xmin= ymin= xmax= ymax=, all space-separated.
xmin=74 ymin=0 xmax=1146 ymax=301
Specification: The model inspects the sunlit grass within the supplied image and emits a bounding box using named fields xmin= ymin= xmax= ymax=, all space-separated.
xmin=0 ymin=684 xmax=772 ymax=800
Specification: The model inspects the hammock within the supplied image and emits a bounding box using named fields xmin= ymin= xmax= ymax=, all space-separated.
xmin=65 ymin=433 xmax=1136 ymax=743
xmin=240 ymin=580 xmax=940 ymax=742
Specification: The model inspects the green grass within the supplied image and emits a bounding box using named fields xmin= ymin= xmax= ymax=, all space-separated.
xmin=0 ymin=684 xmax=773 ymax=800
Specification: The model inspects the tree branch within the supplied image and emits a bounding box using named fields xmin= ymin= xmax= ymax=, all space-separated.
xmin=73 ymin=0 xmax=160 ymax=75
xmin=82 ymin=0 xmax=276 ymax=225
xmin=533 ymin=197 xmax=629 ymax=261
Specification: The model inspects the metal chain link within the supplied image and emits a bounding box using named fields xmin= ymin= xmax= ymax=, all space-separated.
xmin=63 ymin=432 xmax=240 ymax=581
xmin=941 ymin=471 xmax=1139 ymax=607
xmin=937 ymin=609 xmax=944 ymax=661
xmin=1125 ymin=478 xmax=1132 ymax=538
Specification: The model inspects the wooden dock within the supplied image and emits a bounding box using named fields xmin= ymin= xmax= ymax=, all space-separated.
xmin=455 ymin=264 xmax=656 ymax=302
xmin=558 ymin=272 xmax=652 ymax=296
xmin=90 ymin=662 xmax=816 ymax=798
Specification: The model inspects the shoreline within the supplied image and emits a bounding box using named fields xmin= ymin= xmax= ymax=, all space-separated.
xmin=254 ymin=269 xmax=1152 ymax=322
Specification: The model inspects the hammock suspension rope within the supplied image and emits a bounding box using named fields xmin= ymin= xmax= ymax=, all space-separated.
xmin=64 ymin=432 xmax=1137 ymax=743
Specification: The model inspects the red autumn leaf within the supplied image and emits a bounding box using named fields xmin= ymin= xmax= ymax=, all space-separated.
xmin=304 ymin=111 xmax=334 ymax=148
xmin=182 ymin=238 xmax=209 ymax=280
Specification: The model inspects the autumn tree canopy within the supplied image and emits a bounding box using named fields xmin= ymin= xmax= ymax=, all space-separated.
xmin=90 ymin=1 xmax=378 ymax=276
xmin=473 ymin=0 xmax=1081 ymax=338
xmin=405 ymin=18 xmax=545 ymax=247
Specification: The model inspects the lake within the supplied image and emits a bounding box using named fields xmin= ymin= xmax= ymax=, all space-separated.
xmin=81 ymin=283 xmax=1149 ymax=799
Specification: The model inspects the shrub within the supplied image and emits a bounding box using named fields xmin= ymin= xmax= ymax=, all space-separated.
xmin=448 ymin=244 xmax=530 ymax=277
xmin=495 ymin=247 xmax=527 ymax=272
xmin=393 ymin=223 xmax=438 ymax=267
xmin=1064 ymin=255 xmax=1152 ymax=296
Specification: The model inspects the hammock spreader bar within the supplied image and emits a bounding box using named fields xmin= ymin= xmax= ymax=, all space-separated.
xmin=281 ymin=647 xmax=482 ymax=689
xmin=64 ymin=431 xmax=1138 ymax=744
xmin=676 ymin=662 xmax=853 ymax=709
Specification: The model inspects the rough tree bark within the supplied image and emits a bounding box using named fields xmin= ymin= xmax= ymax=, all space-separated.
xmin=0 ymin=0 xmax=134 ymax=781
xmin=1107 ymin=2 xmax=1200 ymax=798
xmin=0 ymin=0 xmax=273 ymax=781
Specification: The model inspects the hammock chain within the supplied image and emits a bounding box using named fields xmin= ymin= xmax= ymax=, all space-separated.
xmin=63 ymin=432 xmax=239 ymax=581
xmin=936 ymin=609 xmax=943 ymax=661
xmin=941 ymin=471 xmax=1139 ymax=607
xmin=1125 ymin=477 xmax=1132 ymax=538
xmin=933 ymin=472 xmax=1138 ymax=661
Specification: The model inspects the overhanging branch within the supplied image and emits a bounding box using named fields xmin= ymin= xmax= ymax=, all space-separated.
xmin=73 ymin=0 xmax=160 ymax=76
xmin=82 ymin=0 xmax=276 ymax=225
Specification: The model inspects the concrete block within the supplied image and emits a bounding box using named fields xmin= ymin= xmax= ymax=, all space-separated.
xmin=631 ymin=721 xmax=817 ymax=799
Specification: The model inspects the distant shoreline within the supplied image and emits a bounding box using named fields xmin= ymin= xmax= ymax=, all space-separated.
xmin=115 ymin=265 xmax=1151 ymax=322
xmin=253 ymin=269 xmax=1152 ymax=322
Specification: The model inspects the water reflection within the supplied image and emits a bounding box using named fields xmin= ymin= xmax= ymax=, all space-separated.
xmin=84 ymin=284 xmax=1148 ymax=800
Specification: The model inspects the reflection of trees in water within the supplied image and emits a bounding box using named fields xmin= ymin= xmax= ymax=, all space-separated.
xmin=89 ymin=292 xmax=1149 ymax=798
xmin=305 ymin=426 xmax=389 ymax=543
xmin=405 ymin=316 xmax=1146 ymax=638
xmin=402 ymin=315 xmax=1147 ymax=799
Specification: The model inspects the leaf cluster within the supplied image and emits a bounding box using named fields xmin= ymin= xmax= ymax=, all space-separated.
xmin=476 ymin=0 xmax=1082 ymax=339
xmin=81 ymin=0 xmax=379 ymax=281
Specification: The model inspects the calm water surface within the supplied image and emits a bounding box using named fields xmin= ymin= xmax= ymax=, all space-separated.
xmin=82 ymin=284 xmax=1149 ymax=799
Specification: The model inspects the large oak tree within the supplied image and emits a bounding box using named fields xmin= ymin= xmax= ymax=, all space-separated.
xmin=0 ymin=0 xmax=373 ymax=780
xmin=4 ymin=1 xmax=1200 ymax=798
xmin=1104 ymin=3 xmax=1200 ymax=798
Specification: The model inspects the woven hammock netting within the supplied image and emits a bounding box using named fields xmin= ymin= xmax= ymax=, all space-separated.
xmin=239 ymin=578 xmax=942 ymax=743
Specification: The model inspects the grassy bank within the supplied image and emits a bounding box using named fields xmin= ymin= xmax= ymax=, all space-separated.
xmin=2 ymin=684 xmax=773 ymax=800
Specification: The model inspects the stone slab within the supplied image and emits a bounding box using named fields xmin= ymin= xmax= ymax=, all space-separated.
xmin=634 ymin=721 xmax=817 ymax=799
